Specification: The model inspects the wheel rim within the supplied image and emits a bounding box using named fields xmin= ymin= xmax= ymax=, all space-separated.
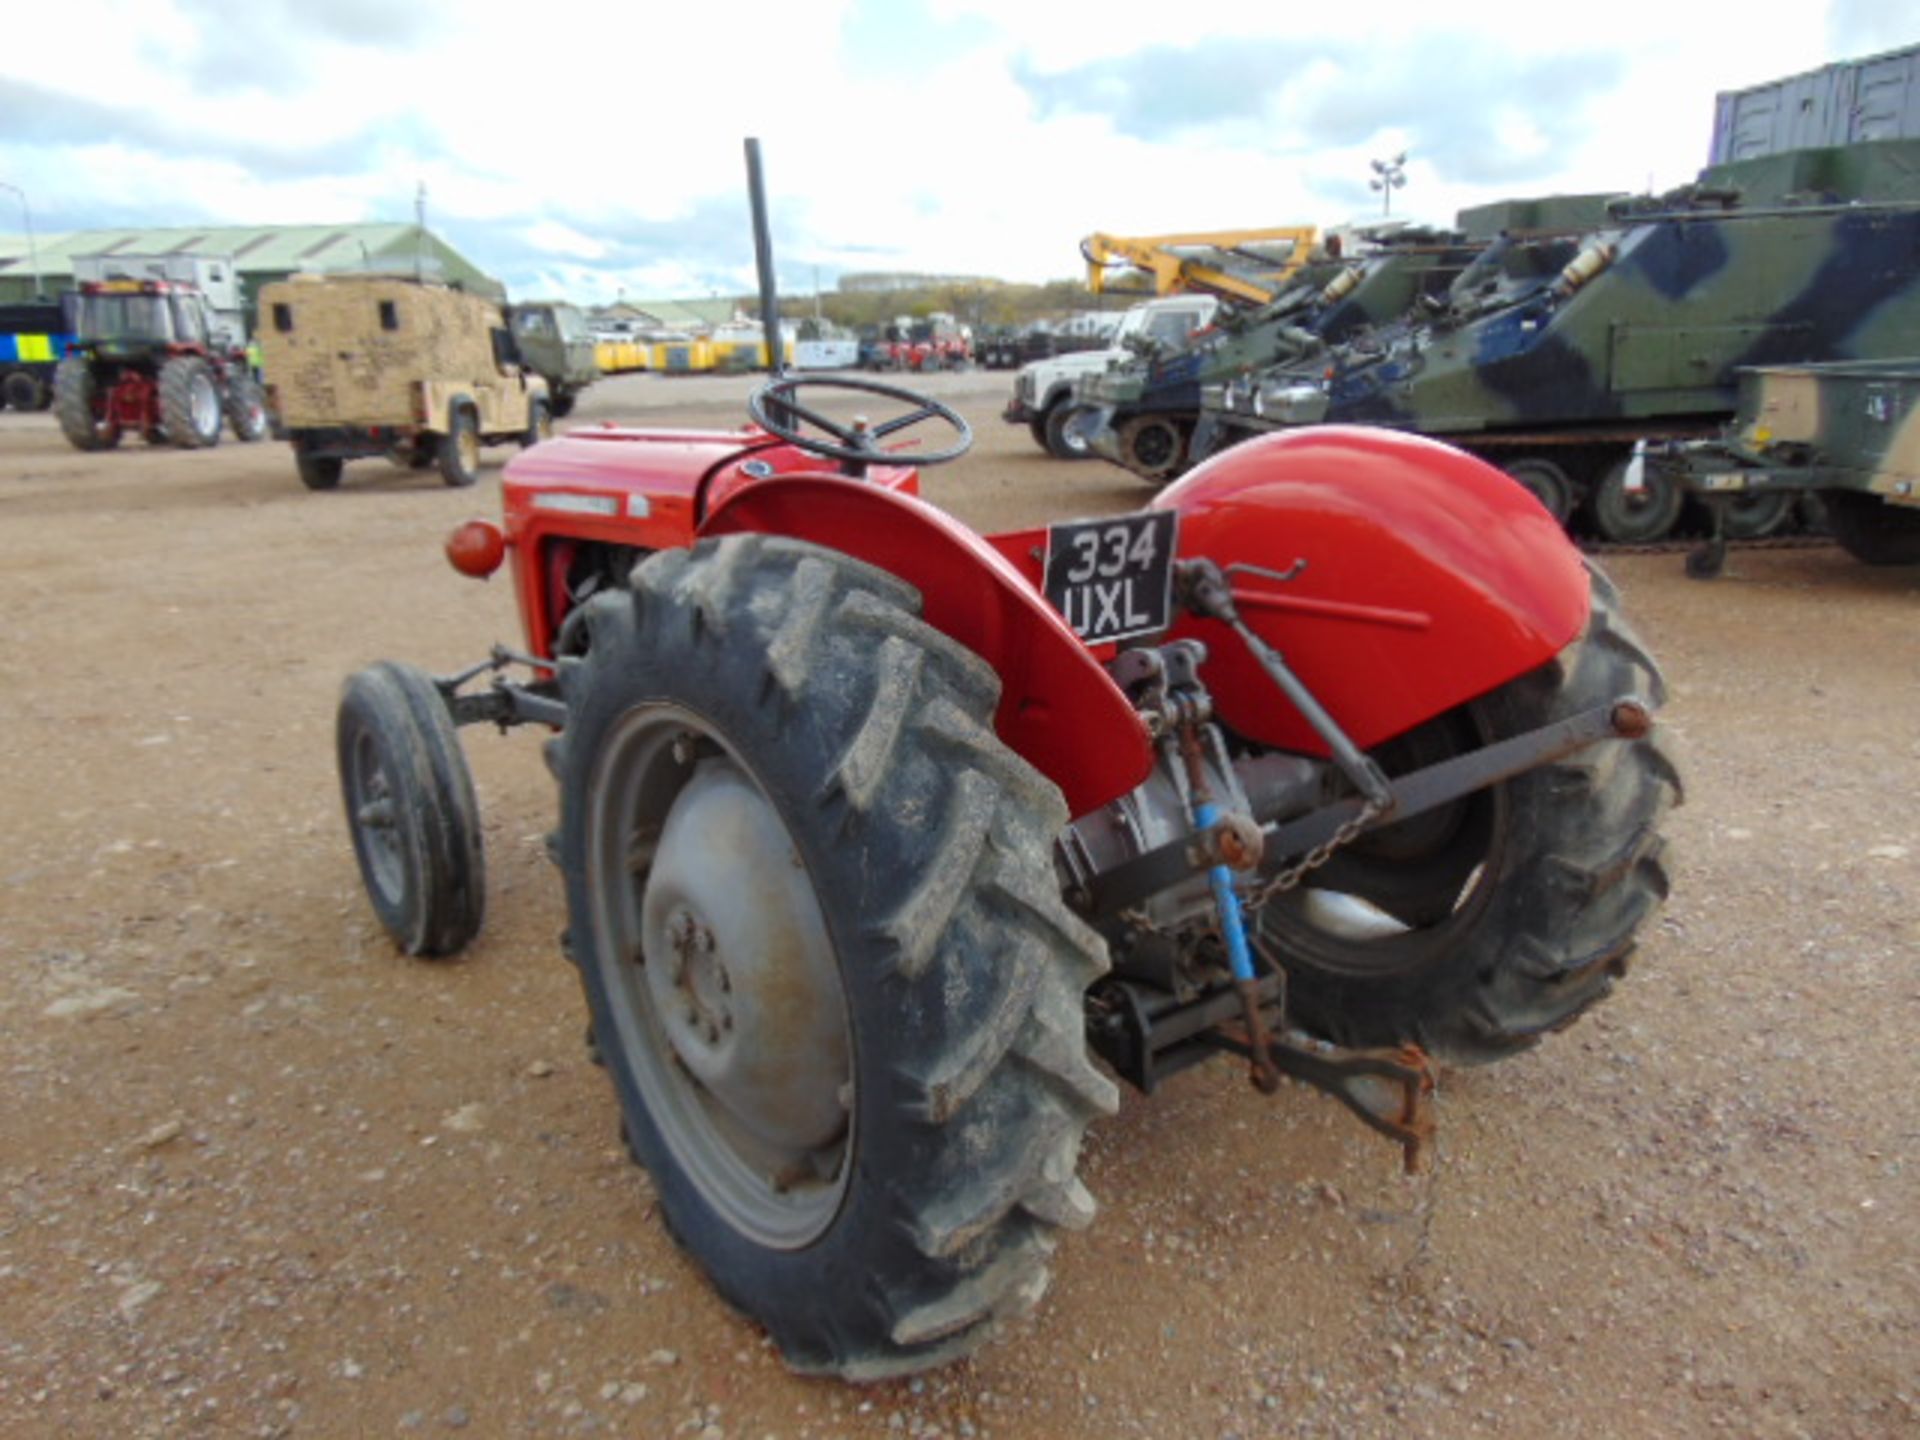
xmin=458 ymin=426 xmax=480 ymax=475
xmin=347 ymin=729 xmax=405 ymax=906
xmin=1126 ymin=419 xmax=1181 ymax=475
xmin=1261 ymin=708 xmax=1506 ymax=978
xmin=190 ymin=372 xmax=220 ymax=437
xmin=587 ymin=704 xmax=853 ymax=1249
xmin=1590 ymin=457 xmax=1681 ymax=543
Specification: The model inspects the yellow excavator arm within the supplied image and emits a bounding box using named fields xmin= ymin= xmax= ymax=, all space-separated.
xmin=1081 ymin=227 xmax=1319 ymax=304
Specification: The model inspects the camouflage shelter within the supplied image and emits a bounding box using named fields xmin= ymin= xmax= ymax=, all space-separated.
xmin=0 ymin=222 xmax=498 ymax=323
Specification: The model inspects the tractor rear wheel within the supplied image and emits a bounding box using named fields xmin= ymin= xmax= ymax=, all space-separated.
xmin=53 ymin=358 xmax=118 ymax=451
xmin=226 ymin=375 xmax=268 ymax=441
xmin=556 ymin=534 xmax=1116 ymax=1378
xmin=1256 ymin=564 xmax=1679 ymax=1066
xmin=1823 ymin=489 xmax=1920 ymax=566
xmin=336 ymin=660 xmax=486 ymax=957
xmin=159 ymin=357 xmax=223 ymax=448
xmin=437 ymin=406 xmax=480 ymax=487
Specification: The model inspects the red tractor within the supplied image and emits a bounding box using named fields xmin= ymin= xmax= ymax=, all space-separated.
xmin=53 ymin=278 xmax=266 ymax=452
xmin=334 ymin=147 xmax=1678 ymax=1381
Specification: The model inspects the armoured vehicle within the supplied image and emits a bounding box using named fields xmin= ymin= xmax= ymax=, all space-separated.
xmin=52 ymin=277 xmax=266 ymax=452
xmin=0 ymin=298 xmax=73 ymax=411
xmin=508 ymin=300 xmax=599 ymax=416
xmin=1077 ymin=233 xmax=1480 ymax=482
xmin=1004 ymin=294 xmax=1217 ymax=459
xmin=259 ymin=273 xmax=551 ymax=491
xmin=1196 ymin=141 xmax=1920 ymax=542
xmin=333 ymin=140 xmax=1678 ymax=1380
xmin=1659 ymin=359 xmax=1920 ymax=574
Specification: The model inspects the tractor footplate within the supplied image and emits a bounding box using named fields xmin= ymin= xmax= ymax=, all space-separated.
xmin=1264 ymin=1032 xmax=1437 ymax=1173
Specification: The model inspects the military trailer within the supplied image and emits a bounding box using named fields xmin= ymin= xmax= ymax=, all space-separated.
xmin=260 ymin=274 xmax=550 ymax=491
xmin=1194 ymin=141 xmax=1920 ymax=543
xmin=1658 ymin=359 xmax=1920 ymax=574
xmin=1077 ymin=233 xmax=1480 ymax=483
xmin=508 ymin=299 xmax=599 ymax=417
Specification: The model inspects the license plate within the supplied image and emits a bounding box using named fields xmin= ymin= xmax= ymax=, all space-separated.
xmin=1043 ymin=510 xmax=1178 ymax=645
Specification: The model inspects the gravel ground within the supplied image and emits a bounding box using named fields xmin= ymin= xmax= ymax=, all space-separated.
xmin=1 ymin=368 xmax=1916 ymax=1438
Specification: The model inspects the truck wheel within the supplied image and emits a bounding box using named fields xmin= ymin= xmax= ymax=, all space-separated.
xmin=1823 ymin=489 xmax=1920 ymax=566
xmin=53 ymin=357 xmax=119 ymax=451
xmin=547 ymin=389 xmax=576 ymax=419
xmin=1585 ymin=454 xmax=1681 ymax=543
xmin=1042 ymin=399 xmax=1092 ymax=460
xmin=1500 ymin=458 xmax=1576 ymax=527
xmin=3 ymin=369 xmax=44 ymax=412
xmin=1256 ymin=564 xmax=1679 ymax=1066
xmin=437 ymin=407 xmax=480 ymax=487
xmin=522 ymin=397 xmax=553 ymax=448
xmin=1118 ymin=414 xmax=1185 ymax=482
xmin=336 ymin=660 xmax=486 ymax=957
xmin=225 ymin=375 xmax=268 ymax=442
xmin=557 ymin=535 xmax=1117 ymax=1379
xmin=296 ymin=452 xmax=344 ymax=490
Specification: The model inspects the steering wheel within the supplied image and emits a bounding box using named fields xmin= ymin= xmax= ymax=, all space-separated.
xmin=748 ymin=375 xmax=972 ymax=473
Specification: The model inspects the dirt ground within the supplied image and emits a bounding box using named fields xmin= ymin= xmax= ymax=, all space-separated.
xmin=2 ymin=368 xmax=1916 ymax=1440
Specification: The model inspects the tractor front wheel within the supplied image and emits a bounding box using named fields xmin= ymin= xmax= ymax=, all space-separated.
xmin=336 ymin=660 xmax=486 ymax=957
xmin=53 ymin=357 xmax=119 ymax=451
xmin=556 ymin=535 xmax=1116 ymax=1378
xmin=1256 ymin=564 xmax=1679 ymax=1065
xmin=159 ymin=357 xmax=224 ymax=448
xmin=437 ymin=407 xmax=480 ymax=487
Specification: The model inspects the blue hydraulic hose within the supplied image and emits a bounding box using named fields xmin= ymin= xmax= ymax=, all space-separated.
xmin=1196 ymin=801 xmax=1255 ymax=983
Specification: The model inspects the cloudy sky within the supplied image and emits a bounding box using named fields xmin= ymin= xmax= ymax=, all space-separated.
xmin=1 ymin=0 xmax=1911 ymax=303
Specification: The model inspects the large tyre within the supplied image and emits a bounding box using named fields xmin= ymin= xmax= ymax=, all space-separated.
xmin=1041 ymin=398 xmax=1092 ymax=460
xmin=53 ymin=357 xmax=119 ymax=451
xmin=1822 ymin=489 xmax=1920 ymax=566
xmin=158 ymin=356 xmax=223 ymax=448
xmin=557 ymin=535 xmax=1117 ymax=1378
xmin=1585 ymin=453 xmax=1681 ymax=543
xmin=3 ymin=369 xmax=44 ymax=412
xmin=437 ymin=406 xmax=480 ymax=487
xmin=1256 ymin=564 xmax=1679 ymax=1065
xmin=547 ymin=389 xmax=576 ymax=419
xmin=336 ymin=660 xmax=485 ymax=957
xmin=225 ymin=374 xmax=268 ymax=442
xmin=1117 ymin=413 xmax=1186 ymax=483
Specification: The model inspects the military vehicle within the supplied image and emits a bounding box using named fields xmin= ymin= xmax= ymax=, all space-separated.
xmin=0 ymin=298 xmax=73 ymax=411
xmin=509 ymin=299 xmax=599 ymax=416
xmin=1004 ymin=294 xmax=1218 ymax=459
xmin=259 ymin=273 xmax=550 ymax=491
xmin=1195 ymin=141 xmax=1920 ymax=542
xmin=1077 ymin=233 xmax=1480 ymax=482
xmin=1658 ymin=359 xmax=1920 ymax=575
xmin=52 ymin=277 xmax=266 ymax=452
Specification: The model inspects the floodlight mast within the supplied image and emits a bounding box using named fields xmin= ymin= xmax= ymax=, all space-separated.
xmin=745 ymin=138 xmax=784 ymax=379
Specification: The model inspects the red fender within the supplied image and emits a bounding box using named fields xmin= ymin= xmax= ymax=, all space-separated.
xmin=701 ymin=477 xmax=1153 ymax=816
xmin=1154 ymin=427 xmax=1591 ymax=755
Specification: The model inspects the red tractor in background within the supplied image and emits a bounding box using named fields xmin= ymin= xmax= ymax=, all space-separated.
xmin=53 ymin=278 xmax=266 ymax=452
xmin=332 ymin=144 xmax=1679 ymax=1381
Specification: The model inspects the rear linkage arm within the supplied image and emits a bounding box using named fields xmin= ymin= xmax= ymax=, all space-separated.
xmin=435 ymin=645 xmax=568 ymax=730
